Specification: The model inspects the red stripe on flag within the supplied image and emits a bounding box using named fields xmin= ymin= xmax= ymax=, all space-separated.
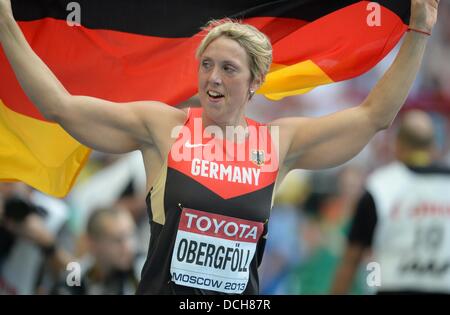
xmin=270 ymin=2 xmax=407 ymax=81
xmin=0 ymin=17 xmax=307 ymax=121
xmin=0 ymin=18 xmax=201 ymax=121
xmin=0 ymin=9 xmax=406 ymax=121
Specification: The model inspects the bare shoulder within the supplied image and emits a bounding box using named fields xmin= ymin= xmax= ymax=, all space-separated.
xmin=136 ymin=101 xmax=189 ymax=153
xmin=268 ymin=116 xmax=309 ymax=129
xmin=130 ymin=100 xmax=188 ymax=139
xmin=268 ymin=116 xmax=313 ymax=169
xmin=132 ymin=100 xmax=187 ymax=123
xmin=138 ymin=103 xmax=189 ymax=190
xmin=268 ymin=116 xmax=311 ymax=145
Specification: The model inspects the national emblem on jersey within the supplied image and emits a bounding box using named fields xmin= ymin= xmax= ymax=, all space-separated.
xmin=251 ymin=150 xmax=265 ymax=167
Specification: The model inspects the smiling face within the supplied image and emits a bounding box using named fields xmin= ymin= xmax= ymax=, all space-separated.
xmin=198 ymin=36 xmax=260 ymax=126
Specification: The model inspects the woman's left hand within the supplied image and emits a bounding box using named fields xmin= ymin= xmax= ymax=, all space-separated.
xmin=410 ymin=0 xmax=440 ymax=33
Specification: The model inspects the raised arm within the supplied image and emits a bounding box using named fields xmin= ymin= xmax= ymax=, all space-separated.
xmin=0 ymin=0 xmax=184 ymax=154
xmin=274 ymin=0 xmax=439 ymax=170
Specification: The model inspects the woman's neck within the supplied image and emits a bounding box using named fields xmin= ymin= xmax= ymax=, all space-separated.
xmin=201 ymin=110 xmax=249 ymax=143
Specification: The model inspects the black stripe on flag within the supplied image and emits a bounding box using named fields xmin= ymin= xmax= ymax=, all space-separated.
xmin=12 ymin=0 xmax=410 ymax=38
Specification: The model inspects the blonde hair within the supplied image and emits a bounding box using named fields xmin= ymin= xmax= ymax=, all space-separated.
xmin=196 ymin=19 xmax=273 ymax=82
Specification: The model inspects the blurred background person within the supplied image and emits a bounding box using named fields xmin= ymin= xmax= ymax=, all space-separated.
xmin=67 ymin=152 xmax=149 ymax=257
xmin=0 ymin=183 xmax=72 ymax=294
xmin=52 ymin=207 xmax=142 ymax=295
xmin=331 ymin=110 xmax=450 ymax=295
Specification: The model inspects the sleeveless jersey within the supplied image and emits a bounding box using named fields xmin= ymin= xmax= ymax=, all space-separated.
xmin=367 ymin=162 xmax=450 ymax=293
xmin=136 ymin=108 xmax=279 ymax=294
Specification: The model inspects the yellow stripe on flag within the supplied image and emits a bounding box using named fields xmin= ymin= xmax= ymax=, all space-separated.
xmin=259 ymin=60 xmax=334 ymax=100
xmin=0 ymin=100 xmax=90 ymax=197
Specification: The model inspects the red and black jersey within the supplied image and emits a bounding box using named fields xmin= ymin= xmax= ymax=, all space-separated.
xmin=136 ymin=108 xmax=279 ymax=294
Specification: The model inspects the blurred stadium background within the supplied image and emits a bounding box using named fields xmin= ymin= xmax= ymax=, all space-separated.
xmin=1 ymin=2 xmax=449 ymax=295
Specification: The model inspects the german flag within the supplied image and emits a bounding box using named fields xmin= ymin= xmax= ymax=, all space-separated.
xmin=0 ymin=0 xmax=410 ymax=197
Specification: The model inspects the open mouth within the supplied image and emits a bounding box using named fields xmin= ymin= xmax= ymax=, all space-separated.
xmin=207 ymin=90 xmax=224 ymax=100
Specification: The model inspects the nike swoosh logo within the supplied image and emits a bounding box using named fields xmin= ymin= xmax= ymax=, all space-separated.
xmin=185 ymin=141 xmax=210 ymax=148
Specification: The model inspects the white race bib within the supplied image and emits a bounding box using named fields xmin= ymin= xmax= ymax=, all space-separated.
xmin=170 ymin=208 xmax=264 ymax=294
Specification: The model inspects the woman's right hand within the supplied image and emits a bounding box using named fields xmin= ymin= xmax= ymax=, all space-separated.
xmin=0 ymin=0 xmax=13 ymax=22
